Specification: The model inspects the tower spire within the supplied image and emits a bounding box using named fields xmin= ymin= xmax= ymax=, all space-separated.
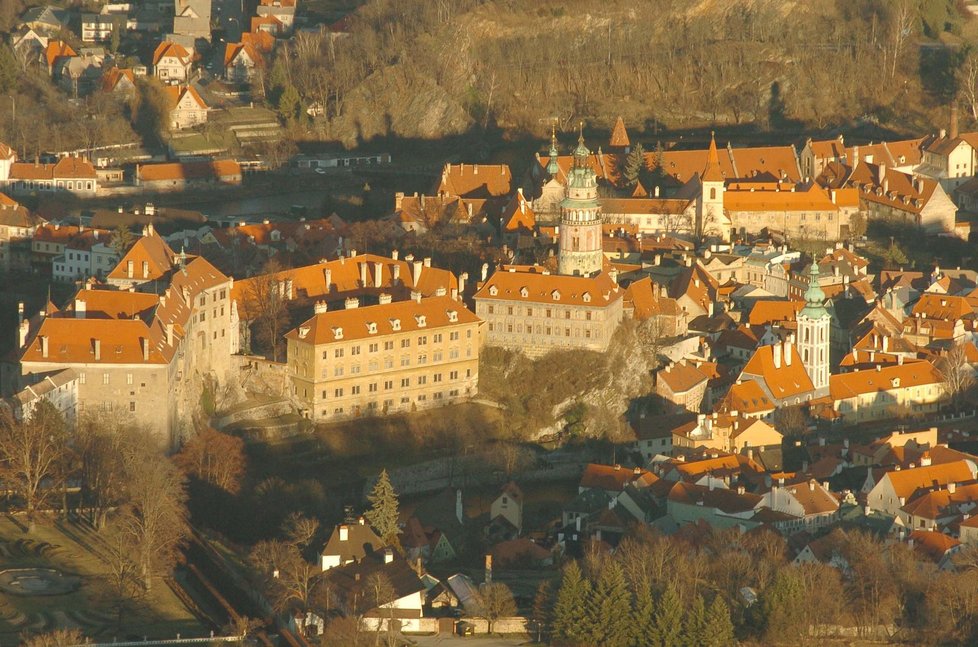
xmin=701 ymin=131 xmax=724 ymax=182
xmin=546 ymin=123 xmax=560 ymax=177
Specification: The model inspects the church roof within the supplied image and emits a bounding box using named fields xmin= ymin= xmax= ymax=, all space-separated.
xmin=610 ymin=116 xmax=630 ymax=148
xmin=701 ymin=133 xmax=725 ymax=183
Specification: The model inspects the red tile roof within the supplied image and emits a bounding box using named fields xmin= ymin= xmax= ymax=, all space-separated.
xmin=138 ymin=160 xmax=240 ymax=183
xmin=475 ymin=266 xmax=623 ymax=308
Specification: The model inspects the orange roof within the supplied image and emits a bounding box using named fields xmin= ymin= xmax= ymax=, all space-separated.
xmin=251 ymin=14 xmax=283 ymax=30
xmin=783 ymin=480 xmax=839 ymax=515
xmin=474 ymin=266 xmax=623 ymax=308
xmin=724 ymin=183 xmax=838 ymax=212
xmin=623 ymin=277 xmax=679 ymax=320
xmin=21 ymin=318 xmax=169 ymax=365
xmin=107 ymin=232 xmax=177 ymax=282
xmin=600 ymin=197 xmax=691 ymax=215
xmin=658 ymin=361 xmax=708 ymax=394
xmin=163 ymin=85 xmax=207 ymax=111
xmin=729 ymin=145 xmax=800 ymax=182
xmin=741 ymin=343 xmax=814 ymax=401
xmin=609 ymin=116 xmax=630 ymax=148
xmin=45 ymin=40 xmax=75 ymax=68
xmin=882 ymin=461 xmax=975 ymax=499
xmin=901 ymin=482 xmax=978 ymax=520
xmin=436 ymin=163 xmax=512 ymax=199
xmin=672 ymin=452 xmax=763 ymax=479
xmin=232 ymin=253 xmax=458 ymax=319
xmin=722 ymin=379 xmax=775 ymax=415
xmin=909 ymin=530 xmax=960 ymax=563
xmin=64 ymin=289 xmax=160 ymax=321
xmin=102 ymin=67 xmax=135 ymax=92
xmin=284 ymin=295 xmax=478 ymax=345
xmin=501 ymin=192 xmax=535 ymax=232
xmin=808 ymin=136 xmax=846 ymax=161
xmin=241 ymin=29 xmax=276 ymax=52
xmin=748 ymin=300 xmax=803 ymax=326
xmin=580 ymin=464 xmax=655 ymax=492
xmin=911 ymin=293 xmax=973 ymax=321
xmin=849 ymin=163 xmax=936 ymax=215
xmin=11 ymin=156 xmax=96 ymax=181
xmin=153 ymin=41 xmax=190 ymax=66
xmin=138 ymin=160 xmax=239 ymax=183
xmin=829 ymin=361 xmax=943 ymax=401
xmin=667 ymin=481 xmax=762 ymax=513
xmin=0 ymin=142 xmax=14 ymax=159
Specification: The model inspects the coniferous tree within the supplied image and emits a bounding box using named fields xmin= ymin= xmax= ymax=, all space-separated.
xmin=683 ymin=594 xmax=708 ymax=645
xmin=703 ymin=596 xmax=736 ymax=647
xmin=589 ymin=561 xmax=633 ymax=647
xmin=623 ymin=142 xmax=646 ymax=187
xmin=530 ymin=580 xmax=553 ymax=643
xmin=631 ymin=583 xmax=657 ymax=647
xmin=653 ymin=584 xmax=684 ymax=647
xmin=364 ymin=469 xmax=401 ymax=548
xmin=552 ymin=561 xmax=593 ymax=646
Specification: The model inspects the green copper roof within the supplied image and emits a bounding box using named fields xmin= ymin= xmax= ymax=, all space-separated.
xmin=546 ymin=131 xmax=559 ymax=176
xmin=800 ymin=262 xmax=830 ymax=319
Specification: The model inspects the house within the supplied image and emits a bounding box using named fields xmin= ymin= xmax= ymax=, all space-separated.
xmin=52 ymin=230 xmax=119 ymax=281
xmin=909 ymin=530 xmax=961 ymax=570
xmin=401 ymin=516 xmax=455 ymax=565
xmin=759 ymin=479 xmax=840 ymax=533
xmin=6 ymin=368 xmax=78 ymax=426
xmin=224 ymin=41 xmax=261 ymax=82
xmin=11 ymin=28 xmax=49 ymax=67
xmin=672 ymin=413 xmax=783 ymax=454
xmin=866 ymin=460 xmax=978 ymax=516
xmin=57 ymin=50 xmax=111 ymax=96
xmin=489 ymin=538 xmax=552 ymax=568
xmin=172 ymin=0 xmax=212 ymax=40
xmin=489 ymin=482 xmax=523 ymax=538
xmin=136 ymin=160 xmax=240 ymax=190
xmin=257 ymin=0 xmax=296 ymax=32
xmin=2 ymin=155 xmax=99 ymax=196
xmin=81 ymin=13 xmax=117 ymax=42
xmin=900 ymin=482 xmax=978 ymax=532
xmin=19 ymin=5 xmax=68 ymax=34
xmin=163 ymin=85 xmax=207 ymax=129
xmin=44 ymin=40 xmax=76 ymax=76
xmin=829 ymin=361 xmax=946 ymax=423
xmin=0 ymin=193 xmax=44 ymax=271
xmin=666 ymin=481 xmax=763 ymax=530
xmin=153 ymin=41 xmax=192 ymax=84
xmin=656 ymin=360 xmax=710 ymax=414
xmin=323 ymin=549 xmax=426 ymax=632
xmin=320 ymin=517 xmax=383 ymax=570
xmin=960 ymin=514 xmax=978 ymax=545
xmin=102 ymin=67 xmax=136 ymax=95
xmin=579 ymin=463 xmax=655 ymax=495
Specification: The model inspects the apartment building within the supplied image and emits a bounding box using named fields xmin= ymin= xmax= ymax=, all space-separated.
xmin=285 ymin=294 xmax=481 ymax=421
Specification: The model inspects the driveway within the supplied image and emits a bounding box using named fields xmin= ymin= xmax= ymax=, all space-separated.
xmin=407 ymin=636 xmax=530 ymax=647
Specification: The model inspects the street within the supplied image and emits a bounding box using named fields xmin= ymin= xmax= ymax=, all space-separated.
xmin=407 ymin=636 xmax=530 ymax=647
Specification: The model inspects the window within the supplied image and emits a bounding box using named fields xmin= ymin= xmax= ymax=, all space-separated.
xmin=127 ymin=373 xmax=133 ymax=385
xmin=418 ymin=336 xmax=427 ymax=346
xmin=350 ymin=365 xmax=360 ymax=375
xmin=323 ymin=351 xmax=329 ymax=359
xmin=401 ymin=339 xmax=410 ymax=348
xmin=401 ymin=355 xmax=410 ymax=367
xmin=351 ymin=385 xmax=361 ymax=395
xmin=434 ymin=351 xmax=443 ymax=362
xmin=418 ymin=354 xmax=427 ymax=365
xmin=450 ymin=331 xmax=459 ymax=341
xmin=433 ymin=333 xmax=442 ymax=343
xmin=199 ymin=295 xmax=206 ymax=306
xmin=351 ymin=345 xmax=361 ymax=356
xmin=334 ymin=366 xmax=344 ymax=377
xmin=507 ymin=306 xmax=514 ymax=315
xmin=401 ymin=378 xmax=410 ymax=387
xmin=103 ymin=373 xmax=109 ymax=385
xmin=369 ymin=383 xmax=378 ymax=393
xmin=384 ymin=380 xmax=393 ymax=390
xmin=369 ymin=343 xmax=378 ymax=353
xmin=418 ymin=376 xmax=427 ymax=385
xmin=384 ymin=341 xmax=394 ymax=350
xmin=434 ymin=373 xmax=443 ymax=383
xmin=322 ymin=390 xmax=327 ymax=399
xmin=129 ymin=402 xmax=136 ymax=412
xmin=384 ymin=358 xmax=393 ymax=369
xmin=79 ymin=372 xmax=86 ymax=384
xmin=335 ymin=348 xmax=344 ymax=358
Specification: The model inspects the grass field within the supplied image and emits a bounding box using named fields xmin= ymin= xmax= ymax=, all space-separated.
xmin=0 ymin=516 xmax=206 ymax=644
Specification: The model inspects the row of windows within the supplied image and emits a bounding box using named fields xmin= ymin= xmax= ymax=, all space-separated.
xmin=315 ymin=369 xmax=470 ymax=399
xmin=486 ymin=305 xmax=594 ymax=320
xmin=325 ymin=330 xmax=469 ymax=359
xmin=16 ymin=180 xmax=95 ymax=191
xmin=489 ymin=322 xmax=596 ymax=339
xmin=323 ymin=347 xmax=470 ymax=377
xmin=322 ymin=389 xmax=462 ymax=416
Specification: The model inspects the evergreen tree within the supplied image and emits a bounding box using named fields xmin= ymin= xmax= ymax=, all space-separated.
xmin=760 ymin=568 xmax=806 ymax=642
xmin=552 ymin=561 xmax=593 ymax=646
xmin=589 ymin=561 xmax=632 ymax=647
xmin=364 ymin=469 xmax=400 ymax=548
xmin=702 ymin=596 xmax=736 ymax=647
xmin=277 ymin=85 xmax=302 ymax=122
xmin=110 ymin=224 xmax=134 ymax=258
xmin=648 ymin=140 xmax=668 ymax=196
xmin=653 ymin=584 xmax=684 ymax=647
xmin=682 ymin=594 xmax=708 ymax=645
xmin=623 ymin=142 xmax=646 ymax=187
xmin=631 ymin=583 xmax=656 ymax=647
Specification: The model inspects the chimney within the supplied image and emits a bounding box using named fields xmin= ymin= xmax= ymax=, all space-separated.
xmin=93 ymin=338 xmax=101 ymax=360
xmin=456 ymin=488 xmax=464 ymax=525
xmin=882 ymin=336 xmax=889 ymax=353
xmin=378 ymin=293 xmax=392 ymax=305
xmin=459 ymin=272 xmax=468 ymax=295
xmin=391 ymin=249 xmax=399 ymax=261
xmin=392 ymin=265 xmax=400 ymax=282
xmin=40 ymin=335 xmax=49 ymax=358
xmin=395 ymin=192 xmax=404 ymax=210
xmin=948 ymin=482 xmax=956 ymax=494
xmin=339 ymin=525 xmax=348 ymax=541
xmin=411 ymin=290 xmax=422 ymax=303
xmin=359 ymin=261 xmax=367 ymax=286
xmin=345 ymin=297 xmax=359 ymax=309
xmin=75 ymin=298 xmax=86 ymax=318
xmin=485 ymin=554 xmax=493 ymax=584
xmin=166 ymin=323 xmax=174 ymax=346
xmin=374 ymin=262 xmax=383 ymax=287
xmin=773 ymin=342 xmax=782 ymax=369
xmin=423 ymin=257 xmax=432 ymax=268
xmin=141 ymin=337 xmax=149 ymax=361
xmin=412 ymin=260 xmax=423 ymax=286
xmin=324 ymin=268 xmax=332 ymax=291
xmin=809 ymin=481 xmax=815 ymax=491
xmin=784 ymin=340 xmax=792 ymax=365
xmin=383 ymin=548 xmax=393 ymax=564
xmin=950 ymin=103 xmax=959 ymax=139
xmin=314 ymin=300 xmax=328 ymax=314
xmin=481 ymin=263 xmax=489 ymax=282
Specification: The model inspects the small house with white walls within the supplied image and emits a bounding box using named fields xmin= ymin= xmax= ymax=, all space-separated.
xmin=320 ymin=517 xmax=383 ymax=571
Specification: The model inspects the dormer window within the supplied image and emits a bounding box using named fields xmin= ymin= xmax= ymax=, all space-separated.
xmin=447 ymin=310 xmax=458 ymax=323
xmin=366 ymin=322 xmax=377 ymax=335
xmin=582 ymin=292 xmax=591 ymax=303
xmin=299 ymin=326 xmax=310 ymax=339
xmin=415 ymin=314 xmax=427 ymax=328
xmin=390 ymin=318 xmax=401 ymax=331
xmin=332 ymin=326 xmax=344 ymax=340
xmin=489 ymin=285 xmax=498 ymax=296
xmin=552 ymin=290 xmax=561 ymax=301
xmin=520 ymin=287 xmax=529 ymax=298
xmin=891 ymin=377 xmax=901 ymax=388
xmin=271 ymin=230 xmax=281 ymax=241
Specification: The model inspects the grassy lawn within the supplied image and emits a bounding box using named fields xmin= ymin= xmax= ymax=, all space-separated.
xmin=0 ymin=517 xmax=205 ymax=643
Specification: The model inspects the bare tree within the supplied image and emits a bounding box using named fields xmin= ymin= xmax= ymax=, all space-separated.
xmin=20 ymin=629 xmax=85 ymax=647
xmin=76 ymin=412 xmax=129 ymax=529
xmin=366 ymin=572 xmax=397 ymax=646
xmin=250 ymin=538 xmax=323 ymax=614
xmin=476 ymin=582 xmax=516 ymax=635
xmin=0 ymin=401 xmax=68 ymax=532
xmin=937 ymin=342 xmax=976 ymax=411
xmin=174 ymin=427 xmax=247 ymax=494
xmin=244 ymin=259 xmax=292 ymax=361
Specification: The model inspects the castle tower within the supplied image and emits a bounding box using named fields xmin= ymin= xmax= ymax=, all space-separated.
xmin=558 ymin=128 xmax=603 ymax=277
xmin=546 ymin=125 xmax=560 ymax=178
xmin=797 ymin=262 xmax=831 ymax=393
xmin=697 ymin=132 xmax=726 ymax=241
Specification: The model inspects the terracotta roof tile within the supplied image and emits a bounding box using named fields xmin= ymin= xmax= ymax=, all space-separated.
xmin=474 ymin=266 xmax=623 ymax=308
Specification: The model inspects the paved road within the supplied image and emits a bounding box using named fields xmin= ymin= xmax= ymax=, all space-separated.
xmin=408 ymin=636 xmax=529 ymax=647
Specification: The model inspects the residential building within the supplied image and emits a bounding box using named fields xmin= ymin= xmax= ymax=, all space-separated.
xmin=324 ymin=550 xmax=425 ymax=633
xmin=829 ymin=360 xmax=946 ymax=422
xmin=257 ymin=0 xmax=295 ymax=32
xmin=0 ymin=153 xmax=99 ymax=196
xmin=865 ymin=460 xmax=977 ymax=517
xmin=19 ymin=6 xmax=68 ymax=34
xmin=0 ymin=193 xmax=44 ymax=271
xmin=136 ymin=160 xmax=241 ymax=190
xmin=6 ymin=368 xmax=78 ymax=426
xmin=759 ymin=479 xmax=840 ymax=533
xmin=102 ymin=67 xmax=137 ymax=95
xmin=284 ymin=294 xmax=481 ymax=421
xmin=656 ymin=359 xmax=710 ymax=414
xmin=172 ymin=0 xmax=212 ymax=40
xmin=52 ymin=232 xmax=120 ymax=282
xmin=163 ymin=85 xmax=207 ymax=129
xmin=224 ymin=41 xmax=261 ymax=82
xmin=320 ymin=518 xmax=384 ymax=571
xmin=671 ymin=413 xmax=783 ymax=454
xmin=153 ymin=41 xmax=192 ymax=84
xmin=81 ymin=13 xmax=117 ymax=42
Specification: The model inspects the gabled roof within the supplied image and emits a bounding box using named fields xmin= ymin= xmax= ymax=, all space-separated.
xmin=436 ymin=163 xmax=512 ymax=199
xmin=783 ymin=480 xmax=839 ymax=515
xmin=44 ymin=40 xmax=76 ymax=68
xmin=829 ymin=361 xmax=943 ymax=401
xmin=501 ymin=192 xmax=536 ymax=232
xmin=224 ymin=41 xmax=260 ymax=68
xmin=474 ymin=266 xmax=623 ymax=308
xmin=623 ymin=277 xmax=680 ymax=321
xmin=580 ymin=463 xmax=655 ymax=492
xmin=658 ymin=360 xmax=708 ymax=394
xmin=102 ymin=67 xmax=135 ymax=92
xmin=724 ymin=183 xmax=838 ymax=212
xmin=138 ymin=160 xmax=240 ymax=183
xmin=163 ymin=85 xmax=207 ymax=111
xmin=107 ymin=232 xmax=177 ymax=281
xmin=909 ymin=529 xmax=960 ymax=563
xmin=667 ymin=481 xmax=762 ymax=514
xmin=153 ymin=41 xmax=191 ymax=66
xmin=882 ymin=460 xmax=976 ymax=499
xmin=741 ymin=342 xmax=814 ymax=401
xmin=721 ymin=379 xmax=776 ymax=415
xmin=321 ymin=520 xmax=384 ymax=563
xmin=748 ymin=299 xmax=804 ymax=326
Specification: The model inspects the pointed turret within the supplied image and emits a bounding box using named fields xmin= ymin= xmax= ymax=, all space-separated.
xmin=609 ymin=116 xmax=630 ymax=154
xmin=701 ymin=131 xmax=724 ymax=183
xmin=800 ymin=262 xmax=829 ymax=319
xmin=546 ymin=125 xmax=560 ymax=177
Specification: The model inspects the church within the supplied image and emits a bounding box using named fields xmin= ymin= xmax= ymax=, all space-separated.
xmin=473 ymin=132 xmax=625 ymax=357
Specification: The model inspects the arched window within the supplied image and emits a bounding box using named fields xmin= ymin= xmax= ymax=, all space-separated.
xmin=709 ymin=188 xmax=716 ymax=200
xmin=804 ymin=329 xmax=810 ymax=343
